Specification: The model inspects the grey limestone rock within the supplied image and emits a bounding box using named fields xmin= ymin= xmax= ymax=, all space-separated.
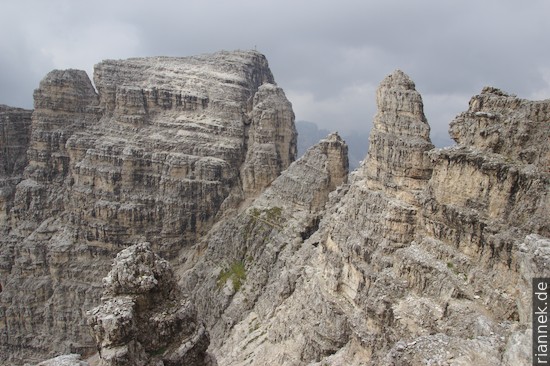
xmin=87 ymin=243 xmax=211 ymax=366
xmin=1 ymin=55 xmax=548 ymax=366
xmin=0 ymin=104 xmax=32 ymax=234
xmin=180 ymin=132 xmax=349 ymax=363
xmin=33 ymin=354 xmax=90 ymax=366
xmin=0 ymin=105 xmax=33 ymax=179
xmin=240 ymin=83 xmax=297 ymax=198
xmin=361 ymin=69 xmax=434 ymax=204
xmin=450 ymin=86 xmax=550 ymax=169
xmin=0 ymin=50 xmax=295 ymax=364
xmin=188 ymin=70 xmax=549 ymax=365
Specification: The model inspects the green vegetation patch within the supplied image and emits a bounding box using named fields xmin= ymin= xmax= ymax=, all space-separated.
xmin=150 ymin=346 xmax=167 ymax=356
xmin=247 ymin=206 xmax=284 ymax=230
xmin=217 ymin=261 xmax=247 ymax=291
xmin=265 ymin=206 xmax=282 ymax=220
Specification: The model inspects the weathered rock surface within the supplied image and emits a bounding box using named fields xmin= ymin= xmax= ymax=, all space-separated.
xmin=0 ymin=50 xmax=296 ymax=365
xmin=180 ymin=70 xmax=548 ymax=365
xmin=0 ymin=105 xmax=32 ymax=233
xmin=0 ymin=105 xmax=32 ymax=179
xmin=87 ymin=243 xmax=211 ymax=366
xmin=34 ymin=354 xmax=89 ymax=366
xmin=450 ymin=86 xmax=550 ymax=170
xmin=361 ymin=69 xmax=434 ymax=204
xmin=181 ymin=132 xmax=348 ymax=363
xmin=1 ymin=54 xmax=548 ymax=366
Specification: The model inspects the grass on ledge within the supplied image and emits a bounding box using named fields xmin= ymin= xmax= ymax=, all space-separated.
xmin=217 ymin=261 xmax=247 ymax=292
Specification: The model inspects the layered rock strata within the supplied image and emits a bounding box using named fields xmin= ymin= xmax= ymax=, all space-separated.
xmin=0 ymin=105 xmax=32 ymax=233
xmin=305 ymin=73 xmax=548 ymax=365
xmin=1 ymin=55 xmax=548 ymax=366
xmin=0 ymin=105 xmax=32 ymax=179
xmin=181 ymin=133 xmax=348 ymax=362
xmin=185 ymin=70 xmax=548 ymax=365
xmin=201 ymin=70 xmax=436 ymax=364
xmin=88 ymin=243 xmax=211 ymax=366
xmin=0 ymin=50 xmax=296 ymax=364
xmin=362 ymin=69 xmax=434 ymax=204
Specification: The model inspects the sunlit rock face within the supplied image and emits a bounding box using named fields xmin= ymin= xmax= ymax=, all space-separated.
xmin=362 ymin=69 xmax=434 ymax=204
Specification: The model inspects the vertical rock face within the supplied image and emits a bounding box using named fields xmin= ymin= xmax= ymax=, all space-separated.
xmin=450 ymin=86 xmax=550 ymax=169
xmin=189 ymin=70 xmax=548 ymax=366
xmin=27 ymin=69 xmax=100 ymax=183
xmin=181 ymin=133 xmax=348 ymax=363
xmin=11 ymin=70 xmax=101 ymax=234
xmin=362 ymin=69 xmax=434 ymax=203
xmin=0 ymin=105 xmax=33 ymax=179
xmin=0 ymin=50 xmax=296 ymax=364
xmin=261 ymin=70 xmax=440 ymax=363
xmin=0 ymin=105 xmax=32 ymax=233
xmin=88 ymin=243 xmax=211 ymax=366
xmin=1 ymin=55 xmax=548 ymax=366
xmin=241 ymin=83 xmax=297 ymax=198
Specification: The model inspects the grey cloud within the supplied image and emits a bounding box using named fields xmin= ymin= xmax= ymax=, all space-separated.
xmin=1 ymin=0 xmax=550 ymax=145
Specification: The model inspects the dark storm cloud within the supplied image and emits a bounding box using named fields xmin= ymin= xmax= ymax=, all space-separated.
xmin=1 ymin=0 xmax=549 ymax=144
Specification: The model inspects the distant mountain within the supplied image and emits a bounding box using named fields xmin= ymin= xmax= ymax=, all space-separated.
xmin=296 ymin=121 xmax=330 ymax=157
xmin=296 ymin=120 xmax=369 ymax=170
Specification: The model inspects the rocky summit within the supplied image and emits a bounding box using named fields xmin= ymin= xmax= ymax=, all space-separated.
xmin=0 ymin=50 xmax=296 ymax=364
xmin=0 ymin=51 xmax=548 ymax=366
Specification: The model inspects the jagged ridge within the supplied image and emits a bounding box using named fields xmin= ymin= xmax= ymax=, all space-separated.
xmin=0 ymin=53 xmax=548 ymax=366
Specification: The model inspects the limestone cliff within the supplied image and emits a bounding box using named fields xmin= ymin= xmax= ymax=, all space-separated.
xmin=1 ymin=53 xmax=548 ymax=366
xmin=362 ymin=69 xmax=434 ymax=204
xmin=0 ymin=50 xmax=296 ymax=365
xmin=0 ymin=105 xmax=32 ymax=233
xmin=180 ymin=132 xmax=348 ymax=362
xmin=0 ymin=105 xmax=32 ymax=179
xmin=179 ymin=70 xmax=548 ymax=365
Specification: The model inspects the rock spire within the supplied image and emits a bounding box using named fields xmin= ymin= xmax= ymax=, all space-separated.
xmin=362 ymin=69 xmax=434 ymax=203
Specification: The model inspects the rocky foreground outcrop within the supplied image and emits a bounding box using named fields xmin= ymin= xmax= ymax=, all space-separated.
xmin=0 ymin=51 xmax=548 ymax=365
xmin=87 ymin=243 xmax=211 ymax=366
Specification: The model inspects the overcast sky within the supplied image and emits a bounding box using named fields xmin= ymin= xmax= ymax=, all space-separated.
xmin=1 ymin=0 xmax=549 ymax=146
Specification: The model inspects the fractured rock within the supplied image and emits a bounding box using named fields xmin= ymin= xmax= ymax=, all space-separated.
xmin=1 ymin=55 xmax=549 ymax=366
xmin=450 ymin=86 xmax=550 ymax=169
xmin=87 ymin=243 xmax=211 ymax=366
xmin=362 ymin=69 xmax=434 ymax=204
xmin=182 ymin=132 xmax=349 ymax=363
xmin=34 ymin=354 xmax=90 ymax=366
xmin=0 ymin=50 xmax=295 ymax=364
xmin=188 ymin=70 xmax=549 ymax=366
xmin=0 ymin=104 xmax=32 ymax=179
